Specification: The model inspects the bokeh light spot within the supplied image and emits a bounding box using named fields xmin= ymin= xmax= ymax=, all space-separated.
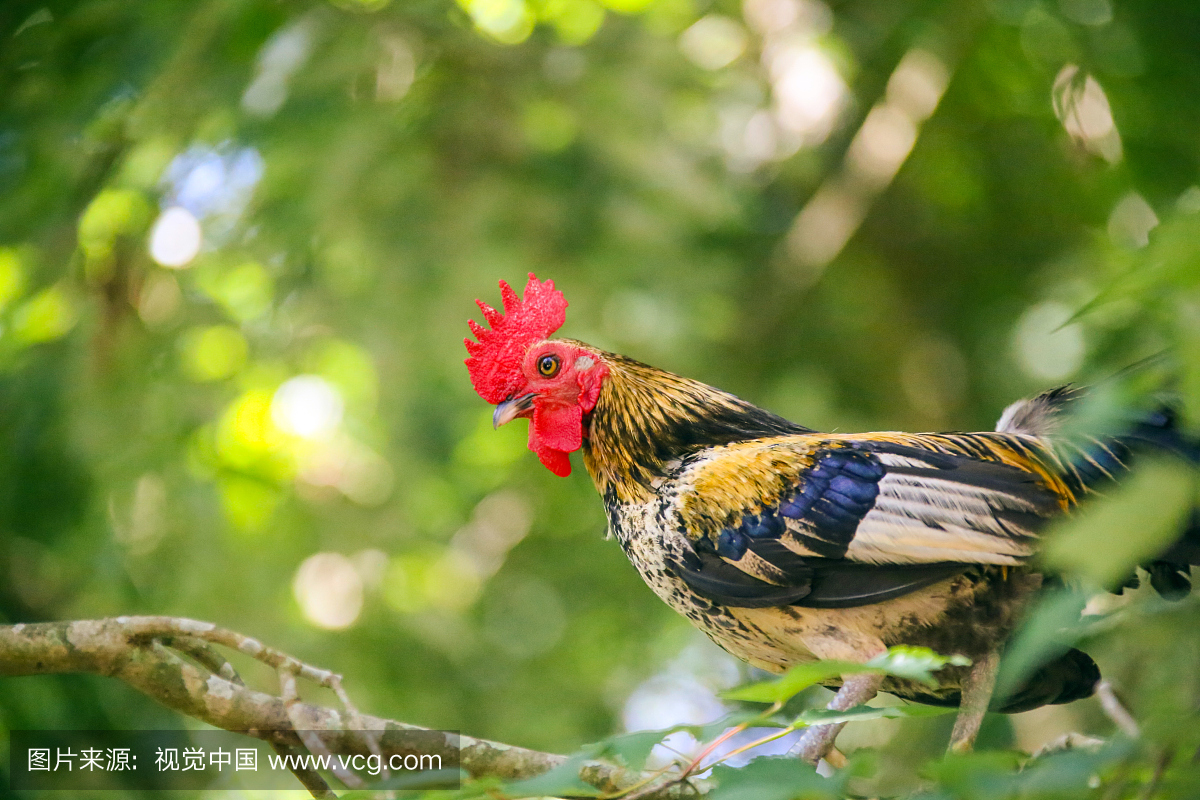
xmin=847 ymin=104 xmax=918 ymax=188
xmin=215 ymin=390 xmax=293 ymax=478
xmin=161 ymin=145 xmax=264 ymax=230
xmin=679 ymin=15 xmax=747 ymax=71
xmin=13 ymin=284 xmax=78 ymax=344
xmin=149 ymin=206 xmax=202 ymax=268
xmin=137 ymin=271 xmax=182 ymax=327
xmin=112 ymin=473 xmax=169 ymax=555
xmin=179 ymin=325 xmax=249 ymax=382
xmin=1012 ymin=301 xmax=1086 ymax=381
xmin=545 ymin=0 xmax=604 ymax=44
xmin=272 ymin=376 xmax=344 ymax=440
xmin=743 ymin=0 xmax=805 ymax=35
xmin=599 ymin=0 xmax=654 ymax=12
xmin=243 ymin=20 xmax=313 ymax=117
xmin=218 ymin=475 xmax=280 ymax=531
xmin=200 ymin=261 xmax=273 ymax=322
xmin=769 ymin=44 xmax=846 ymax=145
xmin=79 ymin=189 xmax=152 ymax=266
xmin=376 ymin=33 xmax=416 ymax=99
xmin=1177 ymin=186 xmax=1200 ymax=215
xmin=1059 ymin=0 xmax=1112 ymax=26
xmin=458 ymin=0 xmax=535 ymax=44
xmin=294 ymin=552 xmax=365 ymax=629
xmin=887 ymin=49 xmax=949 ymax=123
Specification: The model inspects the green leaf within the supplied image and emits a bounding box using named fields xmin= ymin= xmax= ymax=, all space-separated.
xmin=795 ymin=703 xmax=958 ymax=727
xmin=591 ymin=728 xmax=681 ymax=772
xmin=722 ymin=659 xmax=868 ymax=704
xmin=708 ymin=756 xmax=846 ymax=800
xmin=697 ymin=709 xmax=791 ymax=736
xmin=866 ymin=645 xmax=972 ymax=687
xmin=1041 ymin=459 xmax=1192 ymax=586
xmin=923 ymin=750 xmax=1026 ymax=798
xmin=993 ymin=585 xmax=1089 ymax=703
xmin=1013 ymin=739 xmax=1133 ymax=794
xmin=920 ymin=740 xmax=1134 ymax=800
xmin=724 ymin=646 xmax=971 ymax=704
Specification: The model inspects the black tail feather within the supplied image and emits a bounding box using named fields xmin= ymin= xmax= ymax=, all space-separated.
xmin=1120 ymin=507 xmax=1200 ymax=601
xmin=1120 ymin=405 xmax=1200 ymax=465
xmin=1084 ymin=404 xmax=1200 ymax=601
xmin=994 ymin=648 xmax=1101 ymax=713
xmin=902 ymin=649 xmax=1100 ymax=714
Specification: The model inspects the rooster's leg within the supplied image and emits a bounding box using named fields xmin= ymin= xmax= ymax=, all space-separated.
xmin=948 ymin=649 xmax=1000 ymax=753
xmin=790 ymin=672 xmax=884 ymax=765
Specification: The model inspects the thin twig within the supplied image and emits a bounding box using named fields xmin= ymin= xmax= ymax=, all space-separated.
xmin=1096 ymin=680 xmax=1140 ymax=738
xmin=161 ymin=635 xmax=243 ymax=685
xmin=609 ymin=704 xmax=792 ymax=800
xmin=678 ymin=724 xmax=749 ymax=781
xmin=706 ymin=725 xmax=797 ymax=766
xmin=139 ymin=617 xmax=390 ymax=787
xmin=121 ymin=617 xmax=344 ymax=691
xmin=281 ymin=668 xmax=363 ymax=789
xmin=327 ymin=672 xmax=390 ymax=785
xmin=679 ymin=701 xmax=782 ymax=781
xmin=155 ymin=636 xmax=336 ymax=799
xmin=269 ymin=741 xmax=339 ymax=799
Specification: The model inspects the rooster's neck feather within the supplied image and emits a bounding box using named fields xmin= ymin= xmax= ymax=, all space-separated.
xmin=580 ymin=351 xmax=810 ymax=503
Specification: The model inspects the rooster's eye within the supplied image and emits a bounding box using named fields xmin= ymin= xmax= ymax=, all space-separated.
xmin=537 ymin=354 xmax=561 ymax=377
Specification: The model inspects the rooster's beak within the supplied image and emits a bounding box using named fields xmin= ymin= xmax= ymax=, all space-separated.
xmin=493 ymin=392 xmax=536 ymax=429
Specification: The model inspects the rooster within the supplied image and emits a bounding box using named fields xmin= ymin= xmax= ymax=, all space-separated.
xmin=464 ymin=274 xmax=1199 ymax=762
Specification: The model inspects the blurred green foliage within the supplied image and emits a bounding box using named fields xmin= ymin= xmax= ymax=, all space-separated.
xmin=2 ymin=0 xmax=1200 ymax=796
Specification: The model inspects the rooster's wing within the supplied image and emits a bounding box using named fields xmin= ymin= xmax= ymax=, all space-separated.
xmin=668 ymin=433 xmax=1071 ymax=609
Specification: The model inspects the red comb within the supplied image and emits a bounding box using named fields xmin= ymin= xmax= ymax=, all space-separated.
xmin=465 ymin=274 xmax=568 ymax=404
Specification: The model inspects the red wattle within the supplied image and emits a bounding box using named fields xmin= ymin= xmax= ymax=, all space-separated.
xmin=533 ymin=403 xmax=582 ymax=451
xmin=529 ymin=402 xmax=582 ymax=477
xmin=534 ymin=445 xmax=572 ymax=477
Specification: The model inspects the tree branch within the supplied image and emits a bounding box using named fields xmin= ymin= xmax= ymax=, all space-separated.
xmin=0 ymin=617 xmax=693 ymax=799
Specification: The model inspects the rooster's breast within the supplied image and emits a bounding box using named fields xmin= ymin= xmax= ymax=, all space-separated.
xmin=604 ymin=480 xmax=1033 ymax=690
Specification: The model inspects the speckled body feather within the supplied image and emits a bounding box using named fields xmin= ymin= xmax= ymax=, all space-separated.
xmin=579 ymin=351 xmax=1115 ymax=709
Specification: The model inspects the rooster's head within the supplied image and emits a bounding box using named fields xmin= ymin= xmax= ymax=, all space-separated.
xmin=465 ymin=274 xmax=608 ymax=477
